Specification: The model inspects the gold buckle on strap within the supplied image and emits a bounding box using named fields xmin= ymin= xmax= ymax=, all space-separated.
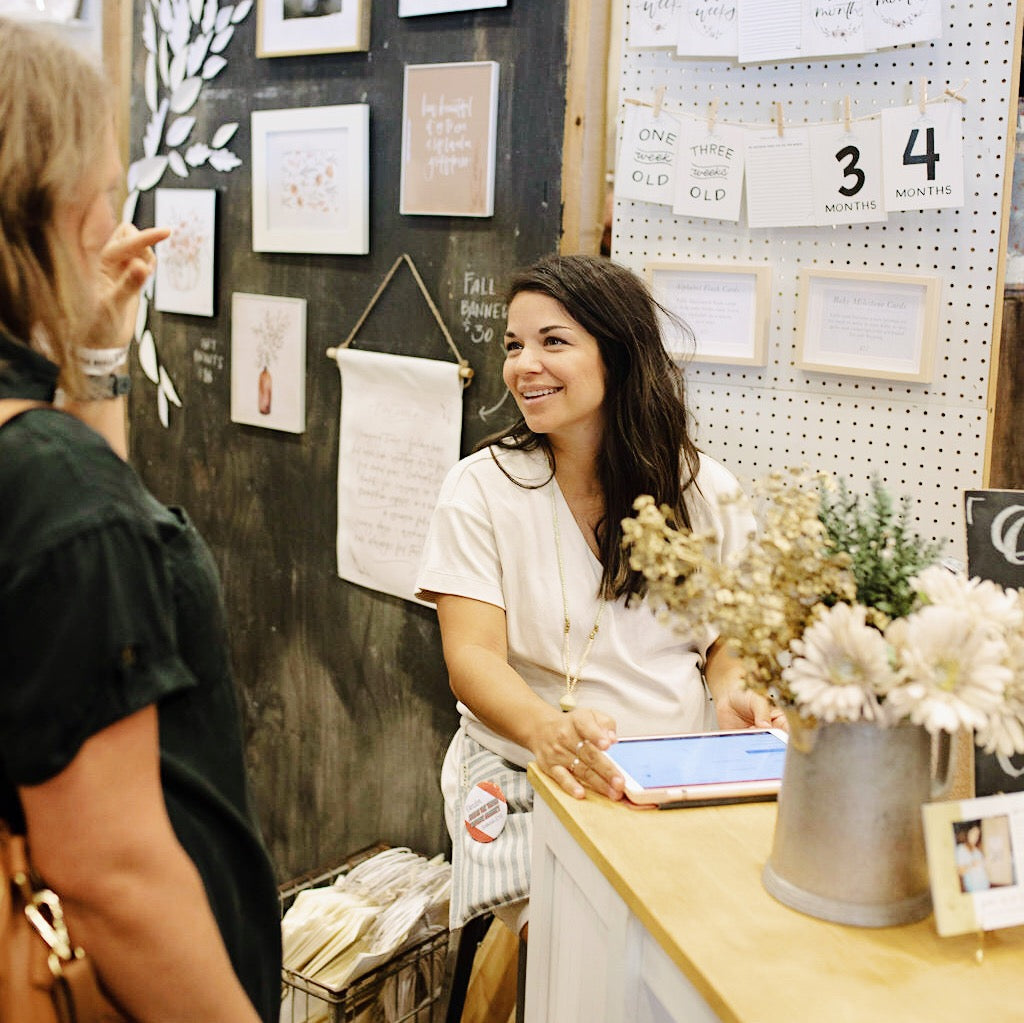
xmin=22 ymin=883 xmax=80 ymax=977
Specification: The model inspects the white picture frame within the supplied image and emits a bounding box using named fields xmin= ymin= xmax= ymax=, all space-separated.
xmin=399 ymin=0 xmax=507 ymax=14
xmin=153 ymin=188 xmax=216 ymax=317
xmin=400 ymin=61 xmax=499 ymax=218
xmin=230 ymin=292 xmax=307 ymax=434
xmin=796 ymin=268 xmax=940 ymax=383
xmin=646 ymin=261 xmax=771 ymax=366
xmin=251 ymin=104 xmax=369 ymax=254
xmin=923 ymin=791 xmax=1024 ymax=937
xmin=256 ymin=0 xmax=369 ymax=56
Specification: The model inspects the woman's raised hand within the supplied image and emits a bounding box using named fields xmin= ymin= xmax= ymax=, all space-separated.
xmin=88 ymin=223 xmax=171 ymax=349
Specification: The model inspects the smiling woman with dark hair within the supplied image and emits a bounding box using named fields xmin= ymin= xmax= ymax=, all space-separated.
xmin=416 ymin=253 xmax=783 ymax=939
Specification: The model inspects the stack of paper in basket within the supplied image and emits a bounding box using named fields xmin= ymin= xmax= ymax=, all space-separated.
xmin=280 ymin=847 xmax=451 ymax=1023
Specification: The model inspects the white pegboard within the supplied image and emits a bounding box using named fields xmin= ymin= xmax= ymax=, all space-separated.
xmin=613 ymin=1 xmax=1022 ymax=563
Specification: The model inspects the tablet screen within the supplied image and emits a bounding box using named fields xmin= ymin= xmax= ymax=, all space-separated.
xmin=608 ymin=730 xmax=787 ymax=789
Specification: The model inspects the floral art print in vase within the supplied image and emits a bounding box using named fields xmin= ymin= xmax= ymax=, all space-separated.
xmin=624 ymin=470 xmax=1024 ymax=927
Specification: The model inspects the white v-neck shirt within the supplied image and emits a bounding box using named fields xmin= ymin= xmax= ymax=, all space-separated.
xmin=416 ymin=445 xmax=755 ymax=767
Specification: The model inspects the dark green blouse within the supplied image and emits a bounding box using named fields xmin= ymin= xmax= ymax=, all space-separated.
xmin=0 ymin=331 xmax=281 ymax=1022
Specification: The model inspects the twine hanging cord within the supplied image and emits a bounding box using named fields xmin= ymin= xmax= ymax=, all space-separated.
xmin=325 ymin=253 xmax=474 ymax=388
xmin=623 ymin=78 xmax=970 ymax=130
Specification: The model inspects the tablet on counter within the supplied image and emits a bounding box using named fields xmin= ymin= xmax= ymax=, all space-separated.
xmin=603 ymin=729 xmax=789 ymax=808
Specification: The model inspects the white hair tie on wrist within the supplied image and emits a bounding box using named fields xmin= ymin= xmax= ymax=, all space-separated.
xmin=76 ymin=345 xmax=130 ymax=376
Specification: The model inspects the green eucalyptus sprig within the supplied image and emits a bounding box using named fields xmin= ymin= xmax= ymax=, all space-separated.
xmin=817 ymin=477 xmax=945 ymax=624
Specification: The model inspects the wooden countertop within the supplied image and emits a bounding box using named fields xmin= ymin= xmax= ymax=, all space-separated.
xmin=528 ymin=764 xmax=1024 ymax=1023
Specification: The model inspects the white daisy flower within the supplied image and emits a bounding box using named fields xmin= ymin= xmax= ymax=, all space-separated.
xmin=885 ymin=605 xmax=1011 ymax=735
xmin=782 ymin=603 xmax=893 ymax=723
xmin=913 ymin=565 xmax=1023 ymax=634
xmin=975 ymin=707 xmax=1024 ymax=758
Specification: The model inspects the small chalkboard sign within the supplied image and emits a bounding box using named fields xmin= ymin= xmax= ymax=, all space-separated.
xmin=965 ymin=489 xmax=1024 ymax=796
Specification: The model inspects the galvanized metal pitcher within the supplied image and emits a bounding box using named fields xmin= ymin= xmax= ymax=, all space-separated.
xmin=762 ymin=716 xmax=955 ymax=927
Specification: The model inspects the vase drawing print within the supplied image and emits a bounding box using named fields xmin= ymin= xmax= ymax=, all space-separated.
xmin=687 ymin=0 xmax=737 ymax=39
xmin=230 ymin=292 xmax=307 ymax=434
xmin=875 ymin=0 xmax=927 ymax=29
xmin=253 ymin=309 xmax=288 ymax=416
xmin=259 ymin=366 xmax=273 ymax=414
xmin=814 ymin=0 xmax=863 ymax=38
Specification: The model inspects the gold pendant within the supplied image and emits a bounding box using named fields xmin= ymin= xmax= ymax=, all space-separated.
xmin=559 ymin=692 xmax=576 ymax=713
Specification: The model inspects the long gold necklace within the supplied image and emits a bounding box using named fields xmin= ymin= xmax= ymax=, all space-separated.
xmin=551 ymin=485 xmax=607 ymax=713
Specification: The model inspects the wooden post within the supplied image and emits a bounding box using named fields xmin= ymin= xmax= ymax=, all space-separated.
xmin=561 ymin=0 xmax=612 ymax=255
xmin=984 ymin=2 xmax=1024 ymax=486
xmin=101 ymin=0 xmax=134 ymax=191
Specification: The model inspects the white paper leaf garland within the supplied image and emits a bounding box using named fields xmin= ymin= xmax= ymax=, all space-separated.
xmin=142 ymin=99 xmax=168 ymax=157
xmin=210 ymin=25 xmax=234 ymax=52
xmin=134 ymin=294 xmax=149 ymax=344
xmin=142 ymin=6 xmax=157 ymax=53
xmin=168 ymin=2 xmax=190 ymax=55
xmin=210 ymin=122 xmax=238 ymax=148
xmin=139 ymin=331 xmax=160 ymax=384
xmin=159 ymin=366 xmax=183 ymax=407
xmin=158 ymin=32 xmax=170 ymax=87
xmin=165 ymin=115 xmax=195 ymax=147
xmin=186 ymin=31 xmax=211 ymax=75
xmin=208 ymin=149 xmax=241 ymax=172
xmin=184 ymin=142 xmax=211 ymax=167
xmin=170 ymin=76 xmax=202 ymax=113
xmin=168 ymin=150 xmax=189 ymax=177
xmin=133 ymin=0 xmax=255 ymax=428
xmin=127 ymin=155 xmax=169 ymax=192
xmin=202 ymin=55 xmax=227 ymax=79
xmin=168 ymin=48 xmax=187 ymax=91
xmin=145 ymin=52 xmax=158 ymax=112
xmin=122 ymin=189 xmax=140 ymax=224
xmin=202 ymin=0 xmax=217 ymax=34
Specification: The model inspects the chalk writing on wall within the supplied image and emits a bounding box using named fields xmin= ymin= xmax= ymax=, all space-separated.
xmin=459 ymin=270 xmax=507 ymax=345
xmin=193 ymin=336 xmax=225 ymax=386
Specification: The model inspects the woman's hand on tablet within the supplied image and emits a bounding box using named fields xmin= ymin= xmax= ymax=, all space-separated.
xmin=532 ymin=708 xmax=625 ymax=801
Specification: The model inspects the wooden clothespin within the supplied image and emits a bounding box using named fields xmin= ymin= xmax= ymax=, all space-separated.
xmin=652 ymin=85 xmax=666 ymax=119
xmin=918 ymin=77 xmax=928 ymax=114
xmin=775 ymin=101 xmax=784 ymax=138
xmin=843 ymin=95 xmax=852 ymax=134
xmin=707 ymin=97 xmax=719 ymax=135
xmin=944 ymin=78 xmax=969 ymax=104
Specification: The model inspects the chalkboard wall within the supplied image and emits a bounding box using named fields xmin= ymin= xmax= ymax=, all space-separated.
xmin=128 ymin=0 xmax=569 ymax=880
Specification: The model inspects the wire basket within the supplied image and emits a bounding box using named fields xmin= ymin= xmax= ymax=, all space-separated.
xmin=279 ymin=846 xmax=451 ymax=1023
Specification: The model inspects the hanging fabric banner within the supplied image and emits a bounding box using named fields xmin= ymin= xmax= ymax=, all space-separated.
xmin=335 ymin=348 xmax=463 ymax=604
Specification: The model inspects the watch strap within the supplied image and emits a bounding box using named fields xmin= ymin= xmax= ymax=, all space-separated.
xmin=79 ymin=373 xmax=132 ymax=400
